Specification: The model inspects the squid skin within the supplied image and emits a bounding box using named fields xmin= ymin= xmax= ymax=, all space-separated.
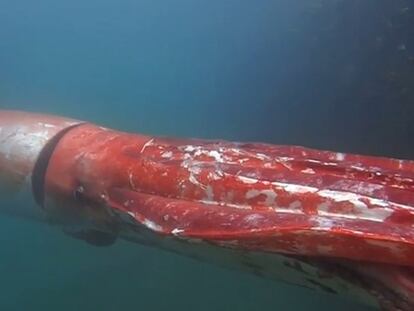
xmin=0 ymin=110 xmax=414 ymax=310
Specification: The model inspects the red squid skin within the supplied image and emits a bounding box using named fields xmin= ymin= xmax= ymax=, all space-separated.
xmin=45 ymin=124 xmax=414 ymax=266
xmin=1 ymin=111 xmax=414 ymax=311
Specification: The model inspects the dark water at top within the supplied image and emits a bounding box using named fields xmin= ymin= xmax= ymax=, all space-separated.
xmin=0 ymin=0 xmax=413 ymax=310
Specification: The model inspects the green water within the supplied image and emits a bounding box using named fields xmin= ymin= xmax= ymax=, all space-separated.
xmin=0 ymin=217 xmax=374 ymax=311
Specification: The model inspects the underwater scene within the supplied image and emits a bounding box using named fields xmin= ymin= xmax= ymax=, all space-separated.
xmin=1 ymin=0 xmax=414 ymax=310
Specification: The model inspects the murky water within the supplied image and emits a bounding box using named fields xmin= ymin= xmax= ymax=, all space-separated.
xmin=1 ymin=0 xmax=413 ymax=310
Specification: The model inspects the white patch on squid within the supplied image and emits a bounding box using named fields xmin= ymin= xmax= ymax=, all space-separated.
xmin=237 ymin=175 xmax=258 ymax=184
xmin=228 ymin=147 xmax=243 ymax=155
xmin=184 ymin=145 xmax=196 ymax=152
xmin=128 ymin=172 xmax=137 ymax=189
xmin=182 ymin=153 xmax=192 ymax=162
xmin=189 ymin=174 xmax=201 ymax=187
xmin=278 ymin=156 xmax=294 ymax=162
xmin=335 ymin=153 xmax=345 ymax=161
xmin=187 ymin=165 xmax=206 ymax=189
xmin=274 ymin=207 xmax=305 ymax=215
xmin=345 ymin=230 xmax=366 ymax=236
xmin=255 ymin=153 xmax=270 ymax=160
xmin=37 ymin=122 xmax=56 ymax=128
xmin=262 ymin=190 xmax=277 ymax=205
xmin=301 ymin=168 xmax=315 ymax=174
xmin=207 ymin=150 xmax=224 ymax=162
xmin=272 ymin=181 xmax=318 ymax=194
xmin=306 ymin=159 xmax=339 ymax=167
xmin=188 ymin=165 xmax=202 ymax=175
xmin=143 ymin=219 xmax=163 ymax=232
xmin=198 ymin=199 xmax=252 ymax=210
xmin=172 ymin=228 xmax=185 ymax=235
xmin=349 ymin=165 xmax=366 ymax=172
xmin=140 ymin=138 xmax=155 ymax=153
xmin=332 ymin=180 xmax=384 ymax=196
xmin=123 ymin=199 xmax=135 ymax=207
xmin=161 ymin=151 xmax=173 ymax=158
xmin=184 ymin=146 xmax=227 ymax=163
xmin=208 ymin=170 xmax=224 ymax=180
xmin=317 ymin=189 xmax=393 ymax=221
xmin=244 ymin=213 xmax=265 ymax=225
xmin=311 ymin=216 xmax=335 ymax=230
xmin=223 ymin=202 xmax=252 ymax=210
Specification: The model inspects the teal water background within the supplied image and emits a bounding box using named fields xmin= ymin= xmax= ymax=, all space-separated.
xmin=1 ymin=1 xmax=413 ymax=310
